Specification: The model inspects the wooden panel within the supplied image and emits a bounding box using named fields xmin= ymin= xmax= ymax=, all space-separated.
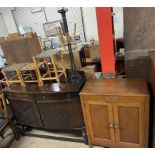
xmin=80 ymin=79 xmax=149 ymax=97
xmin=90 ymin=104 xmax=110 ymax=139
xmin=5 ymin=92 xmax=34 ymax=100
xmin=80 ymin=79 xmax=149 ymax=147
xmin=84 ymin=102 xmax=115 ymax=147
xmin=113 ymin=102 xmax=145 ymax=148
xmin=3 ymin=82 xmax=85 ymax=131
xmin=8 ymin=98 xmax=43 ymax=127
xmin=0 ymin=34 xmax=41 ymax=64
xmin=118 ymin=106 xmax=139 ymax=143
xmin=36 ymin=92 xmax=78 ymax=101
xmin=37 ymin=99 xmax=84 ymax=129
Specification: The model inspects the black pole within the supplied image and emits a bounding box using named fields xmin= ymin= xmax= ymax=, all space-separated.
xmin=58 ymin=8 xmax=76 ymax=71
xmin=58 ymin=7 xmax=84 ymax=82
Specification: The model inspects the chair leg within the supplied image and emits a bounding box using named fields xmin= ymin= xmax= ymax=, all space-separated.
xmin=51 ymin=56 xmax=60 ymax=83
xmin=1 ymin=134 xmax=5 ymax=139
xmin=35 ymin=68 xmax=43 ymax=86
xmin=1 ymin=69 xmax=10 ymax=87
xmin=9 ymin=121 xmax=20 ymax=140
xmin=64 ymin=69 xmax=67 ymax=78
xmin=16 ymin=68 xmax=25 ymax=87
xmin=33 ymin=57 xmax=44 ymax=86
xmin=45 ymin=61 xmax=51 ymax=77
xmin=60 ymin=51 xmax=67 ymax=79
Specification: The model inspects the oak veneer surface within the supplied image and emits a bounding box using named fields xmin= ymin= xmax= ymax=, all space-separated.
xmin=4 ymin=82 xmax=83 ymax=94
xmin=80 ymin=79 xmax=150 ymax=148
xmin=80 ymin=78 xmax=149 ymax=96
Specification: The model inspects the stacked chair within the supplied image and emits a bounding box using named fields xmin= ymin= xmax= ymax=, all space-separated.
xmin=1 ymin=49 xmax=67 ymax=87
xmin=33 ymin=49 xmax=67 ymax=86
xmin=1 ymin=24 xmax=79 ymax=87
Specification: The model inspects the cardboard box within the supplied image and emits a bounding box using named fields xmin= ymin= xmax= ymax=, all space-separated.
xmin=84 ymin=41 xmax=100 ymax=61
xmin=55 ymin=48 xmax=82 ymax=69
xmin=79 ymin=65 xmax=96 ymax=79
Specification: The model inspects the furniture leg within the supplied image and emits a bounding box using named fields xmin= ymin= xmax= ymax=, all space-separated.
xmin=1 ymin=69 xmax=10 ymax=87
xmin=9 ymin=121 xmax=20 ymax=140
xmin=16 ymin=68 xmax=25 ymax=87
xmin=51 ymin=56 xmax=60 ymax=83
xmin=82 ymin=127 xmax=88 ymax=144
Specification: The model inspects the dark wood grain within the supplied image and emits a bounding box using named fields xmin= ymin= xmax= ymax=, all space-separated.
xmin=3 ymin=81 xmax=85 ymax=130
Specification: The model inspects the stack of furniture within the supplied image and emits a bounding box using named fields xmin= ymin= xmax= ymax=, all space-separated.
xmin=0 ymin=32 xmax=42 ymax=65
xmin=80 ymin=78 xmax=150 ymax=147
xmin=1 ymin=49 xmax=67 ymax=87
xmin=3 ymin=80 xmax=86 ymax=142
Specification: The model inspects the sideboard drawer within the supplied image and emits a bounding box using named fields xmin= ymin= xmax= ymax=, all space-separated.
xmin=5 ymin=92 xmax=34 ymax=100
xmin=35 ymin=92 xmax=79 ymax=101
xmin=81 ymin=95 xmax=145 ymax=104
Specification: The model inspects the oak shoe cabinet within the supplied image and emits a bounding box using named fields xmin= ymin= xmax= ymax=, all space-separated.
xmin=80 ymin=79 xmax=150 ymax=148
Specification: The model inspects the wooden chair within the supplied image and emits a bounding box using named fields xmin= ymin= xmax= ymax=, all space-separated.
xmin=20 ymin=63 xmax=42 ymax=86
xmin=0 ymin=89 xmax=19 ymax=140
xmin=33 ymin=50 xmax=67 ymax=86
xmin=8 ymin=33 xmax=20 ymax=38
xmin=1 ymin=63 xmax=28 ymax=87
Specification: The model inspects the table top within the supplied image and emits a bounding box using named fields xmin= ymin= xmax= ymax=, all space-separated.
xmin=80 ymin=78 xmax=149 ymax=96
xmin=3 ymin=80 xmax=85 ymax=94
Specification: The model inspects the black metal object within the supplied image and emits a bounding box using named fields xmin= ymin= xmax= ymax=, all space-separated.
xmin=58 ymin=8 xmax=85 ymax=82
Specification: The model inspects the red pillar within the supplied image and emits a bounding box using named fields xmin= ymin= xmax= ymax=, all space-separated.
xmin=96 ymin=7 xmax=115 ymax=74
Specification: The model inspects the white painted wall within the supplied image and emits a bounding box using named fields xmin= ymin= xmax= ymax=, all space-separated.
xmin=113 ymin=7 xmax=124 ymax=38
xmin=0 ymin=7 xmax=124 ymax=42
xmin=82 ymin=7 xmax=99 ymax=41
xmin=0 ymin=7 xmax=18 ymax=34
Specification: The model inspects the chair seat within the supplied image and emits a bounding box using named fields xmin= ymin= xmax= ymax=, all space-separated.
xmin=3 ymin=63 xmax=28 ymax=72
xmin=36 ymin=49 xmax=60 ymax=59
xmin=21 ymin=62 xmax=44 ymax=71
xmin=0 ymin=118 xmax=8 ymax=127
xmin=0 ymin=105 xmax=14 ymax=119
xmin=21 ymin=63 xmax=36 ymax=71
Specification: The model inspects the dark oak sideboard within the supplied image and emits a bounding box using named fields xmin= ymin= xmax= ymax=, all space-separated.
xmin=3 ymin=82 xmax=85 ymax=131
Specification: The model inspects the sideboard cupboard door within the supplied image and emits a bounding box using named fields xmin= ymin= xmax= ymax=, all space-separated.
xmin=84 ymin=103 xmax=115 ymax=147
xmin=113 ymin=102 xmax=145 ymax=148
xmin=8 ymin=98 xmax=43 ymax=127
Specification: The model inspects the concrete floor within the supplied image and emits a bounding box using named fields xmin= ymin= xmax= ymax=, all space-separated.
xmin=0 ymin=128 xmax=101 ymax=148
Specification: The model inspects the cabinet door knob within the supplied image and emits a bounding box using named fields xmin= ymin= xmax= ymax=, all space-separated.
xmin=109 ymin=123 xmax=114 ymax=128
xmin=114 ymin=124 xmax=119 ymax=128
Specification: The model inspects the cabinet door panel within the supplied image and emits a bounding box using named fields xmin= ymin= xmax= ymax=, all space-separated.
xmin=113 ymin=102 xmax=144 ymax=147
xmin=8 ymin=98 xmax=43 ymax=127
xmin=37 ymin=99 xmax=84 ymax=129
xmin=85 ymin=103 xmax=115 ymax=147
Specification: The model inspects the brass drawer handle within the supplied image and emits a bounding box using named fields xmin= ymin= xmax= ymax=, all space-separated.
xmin=109 ymin=123 xmax=114 ymax=128
xmin=114 ymin=124 xmax=119 ymax=129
